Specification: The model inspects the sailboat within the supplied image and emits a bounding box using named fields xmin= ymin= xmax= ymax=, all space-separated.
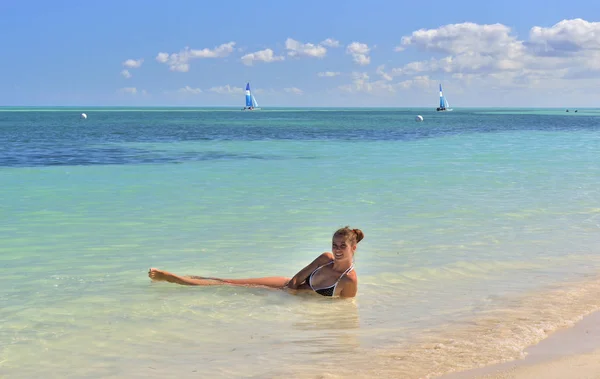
xmin=242 ymin=82 xmax=260 ymax=111
xmin=436 ymin=84 xmax=453 ymax=112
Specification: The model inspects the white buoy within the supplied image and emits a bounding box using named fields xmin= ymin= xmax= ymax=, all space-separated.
xmin=415 ymin=115 xmax=424 ymax=122
xmin=80 ymin=113 xmax=87 ymax=119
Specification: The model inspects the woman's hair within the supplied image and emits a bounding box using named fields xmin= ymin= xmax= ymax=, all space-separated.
xmin=333 ymin=226 xmax=364 ymax=245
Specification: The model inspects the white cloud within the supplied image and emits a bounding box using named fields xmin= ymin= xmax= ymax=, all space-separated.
xmin=156 ymin=42 xmax=236 ymax=72
xmin=285 ymin=38 xmax=327 ymax=58
xmin=121 ymin=58 xmax=142 ymax=79
xmin=346 ymin=42 xmax=371 ymax=65
xmin=321 ymin=38 xmax=340 ymax=48
xmin=122 ymin=58 xmax=144 ymax=68
xmin=317 ymin=71 xmax=341 ymax=77
xmin=397 ymin=22 xmax=523 ymax=56
xmin=190 ymin=41 xmax=236 ymax=58
xmin=392 ymin=22 xmax=531 ymax=79
xmin=209 ymin=85 xmax=244 ymax=95
xmin=338 ymin=71 xmax=435 ymax=96
xmin=284 ymin=87 xmax=303 ymax=95
xmin=178 ymin=86 xmax=202 ymax=94
xmin=241 ymin=48 xmax=285 ymax=66
xmin=377 ymin=18 xmax=600 ymax=102
xmin=391 ymin=19 xmax=600 ymax=88
xmin=156 ymin=52 xmax=169 ymax=63
xmin=118 ymin=87 xmax=138 ymax=95
xmin=376 ymin=65 xmax=393 ymax=81
xmin=115 ymin=19 xmax=600 ymax=105
xmin=338 ymin=72 xmax=395 ymax=94
xmin=397 ymin=75 xmax=436 ymax=90
xmin=528 ymin=18 xmax=600 ymax=56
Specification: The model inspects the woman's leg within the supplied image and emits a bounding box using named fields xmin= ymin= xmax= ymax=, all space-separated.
xmin=149 ymin=268 xmax=290 ymax=288
xmin=217 ymin=276 xmax=291 ymax=288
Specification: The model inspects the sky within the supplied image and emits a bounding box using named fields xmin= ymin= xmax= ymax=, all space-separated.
xmin=1 ymin=0 xmax=600 ymax=107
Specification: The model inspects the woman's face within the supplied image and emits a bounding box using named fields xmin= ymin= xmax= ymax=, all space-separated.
xmin=332 ymin=236 xmax=355 ymax=262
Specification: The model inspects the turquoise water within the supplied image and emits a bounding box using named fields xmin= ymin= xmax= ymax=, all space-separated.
xmin=1 ymin=108 xmax=600 ymax=378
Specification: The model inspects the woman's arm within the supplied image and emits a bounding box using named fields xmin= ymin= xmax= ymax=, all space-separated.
xmin=286 ymin=252 xmax=333 ymax=289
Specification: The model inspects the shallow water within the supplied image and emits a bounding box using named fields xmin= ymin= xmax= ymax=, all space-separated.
xmin=1 ymin=107 xmax=600 ymax=378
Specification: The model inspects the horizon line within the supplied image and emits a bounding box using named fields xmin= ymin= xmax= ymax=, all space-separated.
xmin=0 ymin=105 xmax=596 ymax=109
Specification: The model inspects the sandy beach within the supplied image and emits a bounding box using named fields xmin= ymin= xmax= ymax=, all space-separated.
xmin=441 ymin=310 xmax=600 ymax=379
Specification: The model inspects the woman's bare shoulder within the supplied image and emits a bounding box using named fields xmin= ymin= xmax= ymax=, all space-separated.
xmin=319 ymin=252 xmax=334 ymax=261
xmin=344 ymin=269 xmax=358 ymax=283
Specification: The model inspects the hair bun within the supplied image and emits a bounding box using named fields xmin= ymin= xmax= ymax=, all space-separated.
xmin=353 ymin=229 xmax=364 ymax=243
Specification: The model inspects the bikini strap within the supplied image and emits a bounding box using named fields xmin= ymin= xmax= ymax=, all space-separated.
xmin=308 ymin=261 xmax=334 ymax=290
xmin=335 ymin=264 xmax=355 ymax=284
xmin=331 ymin=264 xmax=355 ymax=296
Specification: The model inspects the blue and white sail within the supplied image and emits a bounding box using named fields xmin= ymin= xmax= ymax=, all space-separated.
xmin=439 ymin=84 xmax=445 ymax=108
xmin=243 ymin=83 xmax=261 ymax=110
xmin=436 ymin=84 xmax=452 ymax=111
xmin=245 ymin=83 xmax=253 ymax=107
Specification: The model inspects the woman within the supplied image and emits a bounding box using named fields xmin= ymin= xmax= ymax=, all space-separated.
xmin=148 ymin=226 xmax=363 ymax=298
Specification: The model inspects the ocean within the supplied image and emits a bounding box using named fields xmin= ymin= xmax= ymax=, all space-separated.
xmin=1 ymin=107 xmax=600 ymax=378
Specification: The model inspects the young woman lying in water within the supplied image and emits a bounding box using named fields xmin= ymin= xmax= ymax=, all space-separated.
xmin=148 ymin=226 xmax=363 ymax=298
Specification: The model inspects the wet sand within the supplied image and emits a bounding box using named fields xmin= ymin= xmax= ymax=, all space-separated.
xmin=440 ymin=310 xmax=600 ymax=379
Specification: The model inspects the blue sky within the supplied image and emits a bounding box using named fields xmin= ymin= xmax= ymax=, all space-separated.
xmin=1 ymin=0 xmax=599 ymax=107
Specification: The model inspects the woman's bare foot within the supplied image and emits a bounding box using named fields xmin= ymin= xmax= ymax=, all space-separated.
xmin=148 ymin=268 xmax=171 ymax=282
